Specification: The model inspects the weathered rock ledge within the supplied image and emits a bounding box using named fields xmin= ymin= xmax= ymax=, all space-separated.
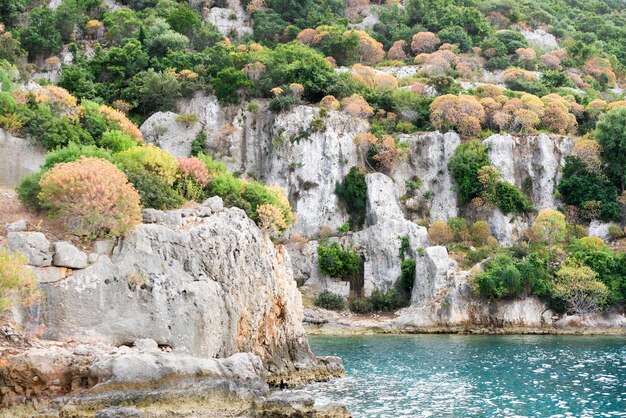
xmin=303 ymin=307 xmax=626 ymax=336
xmin=0 ymin=333 xmax=349 ymax=417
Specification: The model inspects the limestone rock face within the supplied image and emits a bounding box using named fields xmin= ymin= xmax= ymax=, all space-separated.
xmin=411 ymin=246 xmax=456 ymax=306
xmin=179 ymin=97 xmax=367 ymax=236
xmin=140 ymin=111 xmax=202 ymax=157
xmin=205 ymin=6 xmax=253 ymax=38
xmin=482 ymin=133 xmax=573 ymax=245
xmin=394 ymin=131 xmax=460 ymax=222
xmin=34 ymin=198 xmax=338 ymax=382
xmin=522 ymin=29 xmax=559 ymax=51
xmin=295 ymin=172 xmax=427 ymax=297
xmin=483 ymin=133 xmax=573 ymax=210
xmin=8 ymin=232 xmax=52 ymax=267
xmin=52 ymin=241 xmax=88 ymax=269
xmin=0 ymin=129 xmax=46 ymax=187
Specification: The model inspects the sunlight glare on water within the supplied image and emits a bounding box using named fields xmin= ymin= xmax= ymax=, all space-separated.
xmin=295 ymin=335 xmax=626 ymax=418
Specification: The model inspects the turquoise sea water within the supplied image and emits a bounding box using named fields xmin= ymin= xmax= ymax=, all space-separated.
xmin=300 ymin=335 xmax=626 ymax=417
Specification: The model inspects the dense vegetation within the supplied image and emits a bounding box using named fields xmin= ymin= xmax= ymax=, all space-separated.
xmin=1 ymin=0 xmax=626 ymax=314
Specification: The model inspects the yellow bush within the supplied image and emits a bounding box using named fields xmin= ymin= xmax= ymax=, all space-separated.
xmin=428 ymin=220 xmax=454 ymax=245
xmin=116 ymin=145 xmax=179 ymax=186
xmin=0 ymin=248 xmax=40 ymax=312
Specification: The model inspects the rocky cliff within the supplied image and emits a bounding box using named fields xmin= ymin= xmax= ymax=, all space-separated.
xmin=8 ymin=197 xmax=341 ymax=385
xmin=137 ymin=95 xmax=626 ymax=333
xmin=142 ymin=96 xmax=574 ymax=293
xmin=0 ymin=128 xmax=46 ymax=187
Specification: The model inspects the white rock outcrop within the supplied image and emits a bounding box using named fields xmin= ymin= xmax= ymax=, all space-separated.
xmin=522 ymin=29 xmax=559 ymax=51
xmin=8 ymin=232 xmax=52 ymax=267
xmin=22 ymin=198 xmax=340 ymax=383
xmin=140 ymin=111 xmax=203 ymax=157
xmin=205 ymin=6 xmax=253 ymax=38
xmin=52 ymin=241 xmax=88 ymax=269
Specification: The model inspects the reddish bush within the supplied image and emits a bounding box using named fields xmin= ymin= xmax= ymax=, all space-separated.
xmin=411 ymin=32 xmax=440 ymax=54
xmin=387 ymin=40 xmax=407 ymax=60
xmin=341 ymin=94 xmax=374 ymax=118
xmin=178 ymin=157 xmax=210 ymax=186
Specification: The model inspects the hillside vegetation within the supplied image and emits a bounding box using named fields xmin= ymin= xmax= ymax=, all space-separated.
xmin=1 ymin=0 xmax=626 ymax=316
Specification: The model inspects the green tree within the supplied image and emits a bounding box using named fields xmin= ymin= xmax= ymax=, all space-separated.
xmin=448 ymin=140 xmax=489 ymax=203
xmin=473 ymin=254 xmax=523 ymax=299
xmin=0 ymin=0 xmax=25 ymax=28
xmin=317 ymin=242 xmax=361 ymax=279
xmin=558 ymin=156 xmax=620 ymax=221
xmin=210 ymin=68 xmax=253 ymax=105
xmin=494 ymin=30 xmax=529 ymax=54
xmin=103 ymin=8 xmax=142 ymax=45
xmin=437 ymin=25 xmax=473 ymax=51
xmin=530 ymin=209 xmax=566 ymax=261
xmin=335 ymin=166 xmax=367 ymax=228
xmin=551 ymin=260 xmax=609 ymax=315
xmin=21 ymin=6 xmax=63 ymax=57
xmin=595 ymin=106 xmax=626 ymax=191
xmin=126 ymin=69 xmax=181 ymax=115
xmin=166 ymin=3 xmax=201 ymax=38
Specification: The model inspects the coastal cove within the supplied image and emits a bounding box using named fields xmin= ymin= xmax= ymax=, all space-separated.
xmin=300 ymin=334 xmax=626 ymax=417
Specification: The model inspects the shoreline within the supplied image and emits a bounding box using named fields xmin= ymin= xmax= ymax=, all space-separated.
xmin=306 ymin=324 xmax=626 ymax=336
xmin=303 ymin=309 xmax=626 ymax=337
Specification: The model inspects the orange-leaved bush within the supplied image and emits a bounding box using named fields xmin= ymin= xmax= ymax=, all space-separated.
xmin=98 ymin=104 xmax=143 ymax=141
xmin=38 ymin=157 xmax=142 ymax=238
xmin=428 ymin=221 xmax=454 ymax=245
xmin=430 ymin=94 xmax=485 ymax=137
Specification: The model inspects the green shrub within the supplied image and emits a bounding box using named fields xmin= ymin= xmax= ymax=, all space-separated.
xmin=464 ymin=247 xmax=493 ymax=267
xmin=42 ymin=143 xmax=117 ymax=171
xmin=398 ymin=259 xmax=416 ymax=293
xmin=99 ymin=130 xmax=137 ymax=153
xmin=550 ymin=260 xmax=610 ymax=314
xmin=190 ymin=131 xmax=206 ymax=156
xmin=211 ymin=68 xmax=253 ymax=105
xmin=608 ymin=224 xmax=625 ymax=240
xmin=473 ymin=255 xmax=523 ymax=299
xmin=116 ymin=145 xmax=179 ymax=186
xmin=448 ymin=140 xmax=489 ymax=203
xmin=349 ymin=297 xmax=373 ymax=314
xmin=124 ymin=167 xmax=184 ymax=210
xmin=335 ymin=167 xmax=367 ymax=228
xmin=557 ymin=156 xmax=619 ymax=222
xmin=494 ymin=181 xmax=533 ymax=215
xmin=317 ymin=242 xmax=361 ymax=279
xmin=567 ymin=237 xmax=626 ymax=304
xmin=447 ymin=217 xmax=469 ymax=242
xmin=38 ymin=157 xmax=142 ymax=238
xmin=595 ymin=106 xmax=626 ymax=191
xmin=399 ymin=235 xmax=410 ymax=258
xmin=269 ymin=94 xmax=296 ymax=112
xmin=516 ymin=251 xmax=552 ymax=298
xmin=314 ymin=290 xmax=345 ymax=311
xmin=16 ymin=172 xmax=42 ymax=209
xmin=198 ymin=153 xmax=295 ymax=230
xmin=337 ymin=222 xmax=350 ymax=234
xmin=368 ymin=288 xmax=405 ymax=311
